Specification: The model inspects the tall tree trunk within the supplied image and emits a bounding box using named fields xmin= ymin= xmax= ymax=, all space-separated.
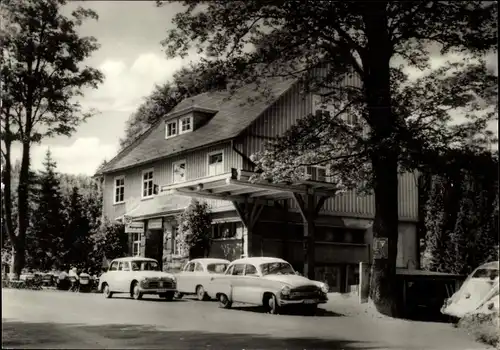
xmin=362 ymin=2 xmax=400 ymax=317
xmin=12 ymin=141 xmax=31 ymax=277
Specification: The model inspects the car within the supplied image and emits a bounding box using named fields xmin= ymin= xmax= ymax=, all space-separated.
xmin=441 ymin=261 xmax=499 ymax=319
xmin=175 ymin=258 xmax=230 ymax=301
xmin=205 ymin=257 xmax=329 ymax=315
xmin=98 ymin=257 xmax=177 ymax=301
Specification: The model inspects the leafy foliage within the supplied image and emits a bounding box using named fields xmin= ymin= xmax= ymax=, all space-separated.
xmin=88 ymin=218 xmax=128 ymax=271
xmin=175 ymin=199 xmax=212 ymax=259
xmin=0 ymin=0 xmax=103 ymax=276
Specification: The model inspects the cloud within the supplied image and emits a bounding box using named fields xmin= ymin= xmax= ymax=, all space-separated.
xmin=10 ymin=138 xmax=118 ymax=176
xmin=82 ymin=52 xmax=202 ymax=113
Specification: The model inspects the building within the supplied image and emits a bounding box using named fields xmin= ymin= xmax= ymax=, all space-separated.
xmin=95 ymin=75 xmax=419 ymax=293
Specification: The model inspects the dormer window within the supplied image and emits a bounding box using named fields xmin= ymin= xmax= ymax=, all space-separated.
xmin=179 ymin=116 xmax=193 ymax=134
xmin=166 ymin=121 xmax=177 ymax=139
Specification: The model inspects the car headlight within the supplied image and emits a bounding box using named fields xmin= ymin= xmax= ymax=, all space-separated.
xmin=171 ymin=276 xmax=176 ymax=283
xmin=320 ymin=283 xmax=329 ymax=294
xmin=281 ymin=285 xmax=291 ymax=296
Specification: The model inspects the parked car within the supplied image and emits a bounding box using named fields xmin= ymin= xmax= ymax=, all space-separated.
xmin=205 ymin=257 xmax=329 ymax=315
xmin=98 ymin=257 xmax=177 ymax=301
xmin=175 ymin=258 xmax=230 ymax=301
xmin=441 ymin=261 xmax=499 ymax=319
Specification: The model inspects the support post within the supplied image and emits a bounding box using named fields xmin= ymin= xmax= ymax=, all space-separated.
xmin=232 ymin=201 xmax=264 ymax=258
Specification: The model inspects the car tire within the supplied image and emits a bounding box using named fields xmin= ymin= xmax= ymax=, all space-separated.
xmin=196 ymin=285 xmax=208 ymax=301
xmin=102 ymin=283 xmax=113 ymax=299
xmin=131 ymin=282 xmax=143 ymax=300
xmin=267 ymin=294 xmax=280 ymax=315
xmin=161 ymin=291 xmax=175 ymax=301
xmin=218 ymin=293 xmax=232 ymax=309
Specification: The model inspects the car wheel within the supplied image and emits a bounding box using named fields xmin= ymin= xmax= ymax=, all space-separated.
xmin=131 ymin=282 xmax=143 ymax=300
xmin=267 ymin=294 xmax=280 ymax=315
xmin=174 ymin=292 xmax=184 ymax=299
xmin=102 ymin=283 xmax=113 ymax=299
xmin=161 ymin=291 xmax=175 ymax=301
xmin=196 ymin=285 xmax=208 ymax=301
xmin=218 ymin=294 xmax=232 ymax=309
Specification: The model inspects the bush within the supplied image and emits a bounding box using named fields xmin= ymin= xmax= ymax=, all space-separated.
xmin=458 ymin=311 xmax=500 ymax=348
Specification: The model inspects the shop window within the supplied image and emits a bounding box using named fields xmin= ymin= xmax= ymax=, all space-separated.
xmin=212 ymin=222 xmax=242 ymax=239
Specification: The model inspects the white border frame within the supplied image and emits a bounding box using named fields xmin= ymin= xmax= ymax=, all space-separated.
xmin=179 ymin=115 xmax=194 ymax=135
xmin=113 ymin=175 xmax=125 ymax=205
xmin=141 ymin=168 xmax=155 ymax=199
xmin=172 ymin=159 xmax=187 ymax=184
xmin=165 ymin=120 xmax=178 ymax=139
xmin=207 ymin=150 xmax=224 ymax=176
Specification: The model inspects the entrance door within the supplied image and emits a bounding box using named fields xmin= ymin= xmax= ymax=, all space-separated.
xmin=316 ymin=265 xmax=342 ymax=293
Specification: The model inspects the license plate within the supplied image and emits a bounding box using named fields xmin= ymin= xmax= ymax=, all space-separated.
xmin=157 ymin=289 xmax=168 ymax=293
xmin=304 ymin=299 xmax=316 ymax=304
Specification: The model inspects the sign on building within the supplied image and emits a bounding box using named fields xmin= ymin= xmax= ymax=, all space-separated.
xmin=125 ymin=221 xmax=145 ymax=234
xmin=148 ymin=218 xmax=163 ymax=230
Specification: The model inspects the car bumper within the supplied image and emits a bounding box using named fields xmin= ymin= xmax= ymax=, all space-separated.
xmin=279 ymin=297 xmax=328 ymax=306
xmin=139 ymin=287 xmax=177 ymax=294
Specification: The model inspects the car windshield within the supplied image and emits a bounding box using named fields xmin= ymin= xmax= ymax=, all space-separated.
xmin=131 ymin=261 xmax=160 ymax=271
xmin=472 ymin=268 xmax=499 ymax=280
xmin=260 ymin=262 xmax=295 ymax=276
xmin=207 ymin=263 xmax=228 ymax=274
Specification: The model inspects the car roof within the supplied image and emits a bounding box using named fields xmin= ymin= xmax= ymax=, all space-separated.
xmin=476 ymin=261 xmax=499 ymax=270
xmin=111 ymin=257 xmax=158 ymax=263
xmin=189 ymin=258 xmax=230 ymax=265
xmin=230 ymin=257 xmax=288 ymax=265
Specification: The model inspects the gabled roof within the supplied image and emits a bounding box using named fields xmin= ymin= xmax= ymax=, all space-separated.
xmin=96 ymin=78 xmax=296 ymax=175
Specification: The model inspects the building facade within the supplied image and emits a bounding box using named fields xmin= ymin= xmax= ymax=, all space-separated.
xmin=96 ymin=76 xmax=420 ymax=293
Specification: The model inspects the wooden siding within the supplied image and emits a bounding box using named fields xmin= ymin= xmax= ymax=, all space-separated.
xmin=102 ymin=142 xmax=241 ymax=220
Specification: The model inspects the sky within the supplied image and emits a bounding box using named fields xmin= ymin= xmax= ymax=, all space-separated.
xmin=9 ymin=1 xmax=499 ymax=176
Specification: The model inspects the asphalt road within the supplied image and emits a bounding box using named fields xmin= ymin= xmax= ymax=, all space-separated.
xmin=1 ymin=289 xmax=491 ymax=350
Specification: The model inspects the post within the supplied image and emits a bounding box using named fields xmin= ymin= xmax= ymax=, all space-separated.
xmin=359 ymin=262 xmax=371 ymax=304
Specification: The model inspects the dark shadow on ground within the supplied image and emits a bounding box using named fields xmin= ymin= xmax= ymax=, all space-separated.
xmin=230 ymin=305 xmax=345 ymax=317
xmin=109 ymin=295 xmax=187 ymax=302
xmin=2 ymin=320 xmax=379 ymax=349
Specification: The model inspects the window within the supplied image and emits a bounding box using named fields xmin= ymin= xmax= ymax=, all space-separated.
xmin=185 ymin=262 xmax=195 ymax=272
xmin=173 ymin=227 xmax=182 ymax=256
xmin=212 ymin=222 xmax=242 ymax=239
xmin=132 ymin=232 xmax=141 ymax=256
xmin=166 ymin=121 xmax=177 ymax=138
xmin=208 ymin=151 xmax=224 ymax=176
xmin=179 ymin=116 xmax=193 ymax=134
xmin=225 ymin=265 xmax=234 ymax=275
xmin=232 ymin=264 xmax=245 ymax=276
xmin=118 ymin=262 xmax=130 ymax=271
xmin=244 ymin=264 xmax=258 ymax=276
xmin=142 ymin=169 xmax=154 ymax=198
xmin=172 ymin=160 xmax=186 ymax=183
xmin=114 ymin=176 xmax=125 ymax=204
xmin=345 ymin=113 xmax=359 ymax=126
xmin=306 ymin=165 xmax=330 ymax=182
xmin=195 ymin=263 xmax=204 ymax=272
xmin=207 ymin=263 xmax=228 ymax=274
xmin=109 ymin=261 xmax=119 ymax=271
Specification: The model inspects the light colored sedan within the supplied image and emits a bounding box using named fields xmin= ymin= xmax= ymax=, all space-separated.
xmin=175 ymin=258 xmax=230 ymax=301
xmin=98 ymin=257 xmax=177 ymax=301
xmin=205 ymin=257 xmax=329 ymax=315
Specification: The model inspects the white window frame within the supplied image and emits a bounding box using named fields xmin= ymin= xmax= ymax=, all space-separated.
xmin=165 ymin=120 xmax=178 ymax=139
xmin=132 ymin=232 xmax=141 ymax=256
xmin=113 ymin=175 xmax=125 ymax=204
xmin=141 ymin=168 xmax=155 ymax=199
xmin=305 ymin=165 xmax=331 ymax=183
xmin=179 ymin=116 xmax=193 ymax=134
xmin=207 ymin=150 xmax=224 ymax=176
xmin=172 ymin=159 xmax=187 ymax=184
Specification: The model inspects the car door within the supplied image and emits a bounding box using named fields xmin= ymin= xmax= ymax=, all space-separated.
xmin=229 ymin=264 xmax=246 ymax=303
xmin=178 ymin=262 xmax=195 ymax=293
xmin=241 ymin=264 xmax=263 ymax=305
xmin=106 ymin=261 xmax=119 ymax=292
xmin=116 ymin=261 xmax=131 ymax=292
xmin=191 ymin=262 xmax=206 ymax=292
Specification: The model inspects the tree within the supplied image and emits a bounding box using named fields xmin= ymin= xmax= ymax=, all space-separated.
xmin=0 ymin=0 xmax=103 ymax=277
xmin=29 ymin=149 xmax=65 ymax=270
xmin=176 ymin=199 xmax=212 ymax=259
xmin=88 ymin=219 xmax=127 ymax=272
xmin=119 ymin=61 xmax=228 ymax=149
xmin=160 ymin=0 xmax=497 ymax=316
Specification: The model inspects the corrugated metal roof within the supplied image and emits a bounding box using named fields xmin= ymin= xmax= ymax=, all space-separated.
xmin=97 ymin=78 xmax=296 ymax=175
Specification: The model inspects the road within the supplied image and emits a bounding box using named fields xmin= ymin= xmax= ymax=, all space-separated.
xmin=2 ymin=289 xmax=491 ymax=350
